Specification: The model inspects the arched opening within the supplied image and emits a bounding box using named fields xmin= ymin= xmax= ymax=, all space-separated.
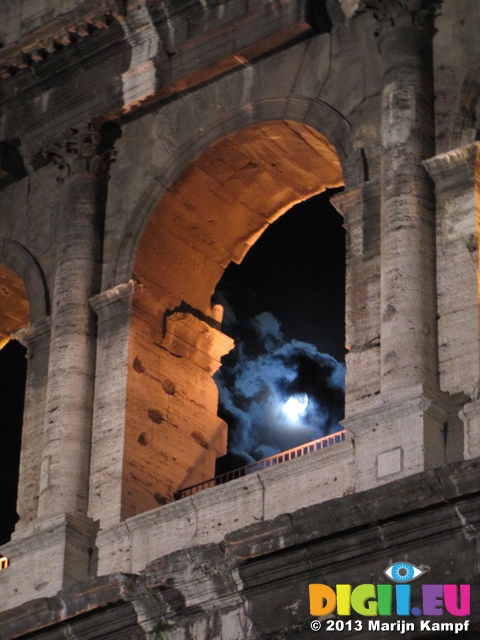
xmin=213 ymin=190 xmax=346 ymax=474
xmin=123 ymin=120 xmax=343 ymax=520
xmin=0 ymin=263 xmax=30 ymax=544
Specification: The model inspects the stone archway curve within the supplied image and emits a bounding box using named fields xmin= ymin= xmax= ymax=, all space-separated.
xmin=112 ymin=96 xmax=362 ymax=289
xmin=442 ymin=50 xmax=480 ymax=150
xmin=117 ymin=102 xmax=354 ymax=517
xmin=0 ymin=238 xmax=50 ymax=327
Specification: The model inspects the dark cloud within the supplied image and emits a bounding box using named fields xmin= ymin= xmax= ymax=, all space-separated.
xmin=214 ymin=312 xmax=345 ymax=464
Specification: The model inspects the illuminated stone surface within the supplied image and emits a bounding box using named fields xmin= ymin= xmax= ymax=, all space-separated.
xmin=0 ymin=264 xmax=29 ymax=349
xmin=0 ymin=0 xmax=480 ymax=637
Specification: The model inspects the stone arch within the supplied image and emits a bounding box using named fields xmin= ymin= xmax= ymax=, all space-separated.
xmin=0 ymin=239 xmax=49 ymax=542
xmin=120 ymin=116 xmax=348 ymax=519
xmin=0 ymin=238 xmax=49 ymax=330
xmin=0 ymin=239 xmax=50 ymax=535
xmin=448 ymin=52 xmax=480 ymax=149
xmin=111 ymin=97 xmax=361 ymax=289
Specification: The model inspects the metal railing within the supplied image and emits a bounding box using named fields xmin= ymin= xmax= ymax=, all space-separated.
xmin=175 ymin=430 xmax=345 ymax=500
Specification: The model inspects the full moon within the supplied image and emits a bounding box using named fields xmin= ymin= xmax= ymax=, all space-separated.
xmin=283 ymin=394 xmax=308 ymax=420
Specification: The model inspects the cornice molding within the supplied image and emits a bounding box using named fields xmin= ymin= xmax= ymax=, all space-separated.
xmin=89 ymin=281 xmax=135 ymax=316
xmin=423 ymin=143 xmax=479 ymax=191
xmin=0 ymin=0 xmax=124 ymax=79
xmin=0 ymin=0 xmax=308 ymax=82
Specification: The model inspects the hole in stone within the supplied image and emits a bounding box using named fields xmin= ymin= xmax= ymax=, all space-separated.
xmin=138 ymin=432 xmax=149 ymax=446
xmin=133 ymin=356 xmax=145 ymax=373
xmin=147 ymin=409 xmax=163 ymax=424
xmin=162 ymin=379 xmax=175 ymax=395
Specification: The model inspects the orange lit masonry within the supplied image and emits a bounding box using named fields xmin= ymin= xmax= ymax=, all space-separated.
xmin=0 ymin=556 xmax=9 ymax=570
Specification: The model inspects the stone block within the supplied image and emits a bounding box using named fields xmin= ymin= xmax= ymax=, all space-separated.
xmin=127 ymin=499 xmax=198 ymax=574
xmin=261 ymin=438 xmax=355 ymax=520
xmin=0 ymin=514 xmax=97 ymax=612
xmin=377 ymin=447 xmax=402 ymax=478
xmin=290 ymin=35 xmax=331 ymax=97
xmin=96 ymin=441 xmax=355 ymax=578
xmin=98 ymin=475 xmax=264 ymax=575
xmin=347 ymin=386 xmax=450 ymax=492
xmin=192 ymin=474 xmax=264 ymax=545
xmin=424 ymin=144 xmax=480 ymax=398
xmin=95 ymin=522 xmax=132 ymax=576
xmin=162 ymin=311 xmax=234 ymax=374
xmin=461 ymin=399 xmax=480 ymax=461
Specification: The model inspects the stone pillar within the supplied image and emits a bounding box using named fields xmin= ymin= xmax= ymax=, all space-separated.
xmin=38 ymin=125 xmax=112 ymax=519
xmin=347 ymin=1 xmax=449 ymax=491
xmin=424 ymin=143 xmax=480 ymax=461
xmin=331 ymin=181 xmax=381 ymax=412
xmin=375 ymin=0 xmax=439 ymax=393
xmin=424 ymin=144 xmax=480 ymax=397
xmin=88 ymin=282 xmax=134 ymax=529
xmin=0 ymin=513 xmax=98 ymax=611
xmin=120 ymin=302 xmax=234 ymax=520
xmin=0 ymin=125 xmax=119 ymax=606
xmin=12 ymin=319 xmax=51 ymax=531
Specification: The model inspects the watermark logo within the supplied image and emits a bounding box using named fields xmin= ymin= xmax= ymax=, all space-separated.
xmin=384 ymin=561 xmax=424 ymax=583
xmin=309 ymin=561 xmax=471 ymax=634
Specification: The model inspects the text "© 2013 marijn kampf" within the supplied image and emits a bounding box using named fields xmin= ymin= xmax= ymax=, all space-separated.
xmin=311 ymin=619 xmax=470 ymax=633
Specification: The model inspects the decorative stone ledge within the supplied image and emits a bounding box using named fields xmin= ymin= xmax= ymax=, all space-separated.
xmin=89 ymin=281 xmax=135 ymax=317
xmin=0 ymin=0 xmax=308 ymax=81
xmin=0 ymin=0 xmax=123 ymax=79
xmin=424 ymin=143 xmax=478 ymax=192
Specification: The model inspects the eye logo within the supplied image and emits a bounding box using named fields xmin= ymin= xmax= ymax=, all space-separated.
xmin=384 ymin=562 xmax=425 ymax=583
xmin=310 ymin=561 xmax=470 ymax=619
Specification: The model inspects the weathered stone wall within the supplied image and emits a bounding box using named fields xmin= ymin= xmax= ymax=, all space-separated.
xmin=96 ymin=438 xmax=354 ymax=577
xmin=0 ymin=0 xmax=86 ymax=47
xmin=332 ymin=182 xmax=381 ymax=406
xmin=1 ymin=458 xmax=479 ymax=639
xmin=433 ymin=0 xmax=480 ymax=153
xmin=0 ymin=0 xmax=480 ymax=636
xmin=425 ymin=144 xmax=480 ymax=398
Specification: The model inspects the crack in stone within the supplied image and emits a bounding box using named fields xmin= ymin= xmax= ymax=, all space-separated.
xmin=454 ymin=505 xmax=478 ymax=544
xmin=257 ymin=473 xmax=266 ymax=522
xmin=377 ymin=524 xmax=388 ymax=549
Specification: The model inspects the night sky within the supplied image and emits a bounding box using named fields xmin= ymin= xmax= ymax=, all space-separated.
xmin=215 ymin=189 xmax=345 ymax=361
xmin=213 ymin=189 xmax=346 ymax=472
xmin=0 ymin=340 xmax=26 ymax=545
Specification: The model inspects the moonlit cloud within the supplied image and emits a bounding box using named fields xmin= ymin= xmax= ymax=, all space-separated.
xmin=214 ymin=312 xmax=345 ymax=463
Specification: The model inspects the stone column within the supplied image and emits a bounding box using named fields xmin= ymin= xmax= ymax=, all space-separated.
xmin=331 ymin=181 xmax=381 ymax=413
xmin=424 ymin=144 xmax=480 ymax=397
xmin=12 ymin=319 xmax=51 ymax=532
xmin=425 ymin=143 xmax=480 ymax=461
xmin=88 ymin=282 xmax=135 ymax=529
xmin=347 ymin=1 xmax=449 ymax=491
xmin=38 ymin=124 xmax=113 ymax=519
xmin=373 ymin=0 xmax=439 ymax=393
